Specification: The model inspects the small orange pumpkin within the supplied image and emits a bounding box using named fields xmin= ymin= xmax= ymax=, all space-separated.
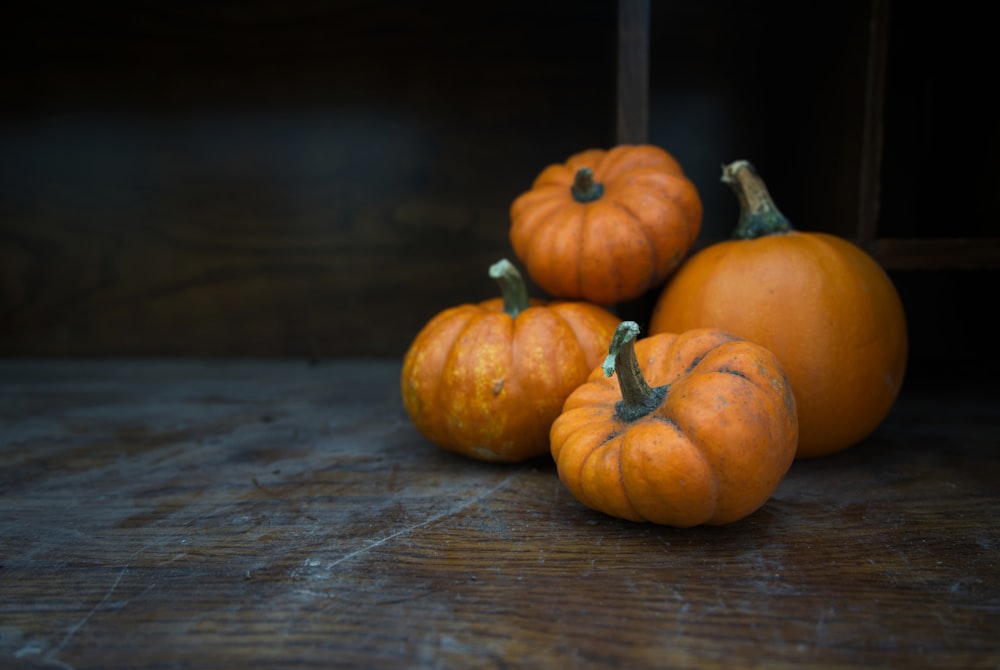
xmin=509 ymin=144 xmax=703 ymax=305
xmin=649 ymin=160 xmax=908 ymax=458
xmin=550 ymin=321 xmax=798 ymax=526
xmin=401 ymin=258 xmax=621 ymax=463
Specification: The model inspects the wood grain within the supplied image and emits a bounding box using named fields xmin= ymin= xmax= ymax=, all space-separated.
xmin=0 ymin=2 xmax=619 ymax=358
xmin=616 ymin=0 xmax=650 ymax=145
xmin=0 ymin=1 xmax=900 ymax=359
xmin=1 ymin=359 xmax=998 ymax=669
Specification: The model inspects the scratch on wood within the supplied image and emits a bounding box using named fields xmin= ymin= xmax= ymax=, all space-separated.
xmin=326 ymin=472 xmax=520 ymax=570
xmin=31 ymin=565 xmax=128 ymax=670
xmin=39 ymin=543 xmax=150 ymax=670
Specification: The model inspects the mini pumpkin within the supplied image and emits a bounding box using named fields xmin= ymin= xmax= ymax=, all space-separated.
xmin=401 ymin=258 xmax=621 ymax=463
xmin=649 ymin=160 xmax=908 ymax=458
xmin=550 ymin=321 xmax=798 ymax=527
xmin=509 ymin=144 xmax=703 ymax=305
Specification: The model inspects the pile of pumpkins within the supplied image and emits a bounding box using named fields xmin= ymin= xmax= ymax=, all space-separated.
xmin=400 ymin=144 xmax=908 ymax=528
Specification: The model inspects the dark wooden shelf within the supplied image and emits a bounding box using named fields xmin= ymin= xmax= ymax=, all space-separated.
xmin=2 ymin=1 xmax=997 ymax=360
xmin=866 ymin=238 xmax=1000 ymax=270
xmin=619 ymin=0 xmax=1000 ymax=272
xmin=2 ymin=358 xmax=998 ymax=669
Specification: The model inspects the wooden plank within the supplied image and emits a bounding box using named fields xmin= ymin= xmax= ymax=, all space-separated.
xmin=856 ymin=0 xmax=891 ymax=247
xmin=1 ymin=359 xmax=998 ymax=668
xmin=616 ymin=0 xmax=650 ymax=145
xmin=0 ymin=3 xmax=619 ymax=360
xmin=868 ymin=237 xmax=1000 ymax=269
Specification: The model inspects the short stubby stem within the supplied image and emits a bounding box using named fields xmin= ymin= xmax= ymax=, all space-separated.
xmin=488 ymin=258 xmax=531 ymax=318
xmin=571 ymin=167 xmax=605 ymax=203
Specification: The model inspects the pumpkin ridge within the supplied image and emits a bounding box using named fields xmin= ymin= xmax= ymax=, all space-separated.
xmin=684 ymin=353 xmax=707 ymax=375
xmin=577 ymin=428 xmax=621 ymax=510
xmin=600 ymin=144 xmax=681 ymax=181
xmin=617 ymin=171 xmax=699 ymax=237
xmin=438 ymin=312 xmax=513 ymax=451
xmin=658 ymin=176 xmax=704 ymax=248
xmin=617 ymin=431 xmax=643 ymax=521
xmin=579 ymin=201 xmax=655 ymax=304
xmin=512 ymin=197 xmax=570 ymax=268
xmin=575 ymin=205 xmax=590 ymax=300
xmin=402 ymin=306 xmax=478 ymax=446
xmin=608 ymin=198 xmax=660 ymax=283
xmin=543 ymin=305 xmax=594 ymax=372
xmin=510 ymin=307 xmax=593 ymax=418
xmin=530 ymin=207 xmax=586 ymax=298
xmin=651 ymin=414 xmax=681 ymax=429
xmin=715 ymin=366 xmax=750 ymax=382
xmin=622 ymin=419 xmax=716 ymax=526
xmin=594 ymin=145 xmax=629 ymax=180
xmin=598 ymin=427 xmax=624 ymax=448
xmin=506 ymin=312 xmax=560 ymax=451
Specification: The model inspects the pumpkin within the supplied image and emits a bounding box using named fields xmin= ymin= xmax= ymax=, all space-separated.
xmin=649 ymin=160 xmax=908 ymax=459
xmin=550 ymin=321 xmax=797 ymax=527
xmin=401 ymin=258 xmax=621 ymax=463
xmin=509 ymin=144 xmax=703 ymax=305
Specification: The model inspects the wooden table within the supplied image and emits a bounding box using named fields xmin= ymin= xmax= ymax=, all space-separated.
xmin=1 ymin=358 xmax=998 ymax=669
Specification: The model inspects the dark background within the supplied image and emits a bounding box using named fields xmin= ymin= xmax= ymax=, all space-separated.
xmin=2 ymin=1 xmax=997 ymax=381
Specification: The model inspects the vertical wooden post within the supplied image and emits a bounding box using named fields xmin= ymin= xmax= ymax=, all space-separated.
xmin=616 ymin=0 xmax=651 ymax=145
xmin=613 ymin=0 xmax=653 ymax=325
xmin=857 ymin=0 xmax=890 ymax=252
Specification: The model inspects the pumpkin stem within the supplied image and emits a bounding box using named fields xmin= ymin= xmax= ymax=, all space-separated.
xmin=604 ymin=321 xmax=668 ymax=422
xmin=722 ymin=160 xmax=794 ymax=239
xmin=488 ymin=258 xmax=531 ymax=318
xmin=571 ymin=167 xmax=605 ymax=203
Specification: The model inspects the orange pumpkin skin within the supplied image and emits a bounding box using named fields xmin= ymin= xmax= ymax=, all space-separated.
xmin=401 ymin=261 xmax=620 ymax=463
xmin=509 ymin=144 xmax=703 ymax=305
xmin=649 ymin=163 xmax=908 ymax=459
xmin=550 ymin=324 xmax=798 ymax=527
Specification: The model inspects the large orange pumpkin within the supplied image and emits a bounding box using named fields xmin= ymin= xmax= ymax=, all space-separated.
xmin=550 ymin=321 xmax=798 ymax=527
xmin=401 ymin=259 xmax=621 ymax=463
xmin=649 ymin=160 xmax=908 ymax=458
xmin=509 ymin=144 xmax=702 ymax=305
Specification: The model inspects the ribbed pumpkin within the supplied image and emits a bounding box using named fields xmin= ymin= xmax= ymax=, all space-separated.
xmin=649 ymin=160 xmax=908 ymax=458
xmin=509 ymin=144 xmax=702 ymax=305
xmin=550 ymin=321 xmax=798 ymax=527
xmin=401 ymin=259 xmax=621 ymax=463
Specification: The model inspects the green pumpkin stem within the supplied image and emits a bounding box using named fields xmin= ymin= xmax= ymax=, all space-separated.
xmin=604 ymin=321 xmax=668 ymax=422
xmin=488 ymin=258 xmax=531 ymax=318
xmin=571 ymin=167 xmax=605 ymax=203
xmin=722 ymin=160 xmax=794 ymax=239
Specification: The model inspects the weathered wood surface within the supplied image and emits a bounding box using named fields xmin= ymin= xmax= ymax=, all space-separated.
xmin=1 ymin=359 xmax=998 ymax=669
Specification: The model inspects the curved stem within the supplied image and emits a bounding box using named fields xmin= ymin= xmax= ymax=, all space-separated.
xmin=721 ymin=160 xmax=794 ymax=239
xmin=604 ymin=321 xmax=668 ymax=422
xmin=571 ymin=167 xmax=605 ymax=203
xmin=488 ymin=258 xmax=531 ymax=318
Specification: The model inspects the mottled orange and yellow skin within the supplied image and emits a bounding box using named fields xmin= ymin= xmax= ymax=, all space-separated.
xmin=649 ymin=231 xmax=908 ymax=459
xmin=401 ymin=297 xmax=620 ymax=463
xmin=509 ymin=144 xmax=703 ymax=306
xmin=550 ymin=328 xmax=798 ymax=527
